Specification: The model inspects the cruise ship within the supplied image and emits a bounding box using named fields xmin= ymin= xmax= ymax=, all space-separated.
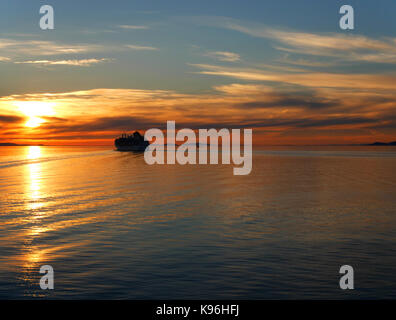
xmin=114 ymin=131 xmax=149 ymax=151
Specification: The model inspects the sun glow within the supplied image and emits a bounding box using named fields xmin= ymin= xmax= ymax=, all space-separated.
xmin=14 ymin=101 xmax=56 ymax=128
xmin=25 ymin=117 xmax=45 ymax=128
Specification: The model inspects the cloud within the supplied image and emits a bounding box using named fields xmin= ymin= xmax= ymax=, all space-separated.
xmin=41 ymin=116 xmax=160 ymax=134
xmin=118 ymin=25 xmax=149 ymax=30
xmin=191 ymin=63 xmax=396 ymax=91
xmin=0 ymin=38 xmax=99 ymax=56
xmin=0 ymin=114 xmax=24 ymax=123
xmin=125 ymin=44 xmax=158 ymax=51
xmin=208 ymin=18 xmax=396 ymax=64
xmin=0 ymin=56 xmax=10 ymax=62
xmin=276 ymin=55 xmax=336 ymax=67
xmin=15 ymin=58 xmax=110 ymax=67
xmin=205 ymin=51 xmax=240 ymax=62
xmin=236 ymin=97 xmax=337 ymax=110
xmin=265 ymin=30 xmax=396 ymax=54
xmin=81 ymin=29 xmax=116 ymax=35
xmin=1 ymin=82 xmax=395 ymax=145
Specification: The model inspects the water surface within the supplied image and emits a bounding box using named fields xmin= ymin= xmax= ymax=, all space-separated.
xmin=0 ymin=146 xmax=395 ymax=299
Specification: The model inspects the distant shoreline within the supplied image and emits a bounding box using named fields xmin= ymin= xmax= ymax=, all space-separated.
xmin=0 ymin=141 xmax=395 ymax=147
xmin=0 ymin=143 xmax=44 ymax=146
xmin=366 ymin=141 xmax=396 ymax=146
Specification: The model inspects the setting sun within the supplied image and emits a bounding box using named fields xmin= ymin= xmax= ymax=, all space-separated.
xmin=14 ymin=101 xmax=56 ymax=128
xmin=25 ymin=117 xmax=45 ymax=128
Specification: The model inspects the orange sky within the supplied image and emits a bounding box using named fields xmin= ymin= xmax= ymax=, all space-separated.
xmin=1 ymin=78 xmax=395 ymax=146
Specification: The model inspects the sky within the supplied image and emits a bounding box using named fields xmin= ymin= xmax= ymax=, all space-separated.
xmin=1 ymin=0 xmax=396 ymax=145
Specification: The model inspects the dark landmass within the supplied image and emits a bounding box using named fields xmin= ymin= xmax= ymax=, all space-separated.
xmin=0 ymin=143 xmax=19 ymax=146
xmin=0 ymin=143 xmax=44 ymax=146
xmin=367 ymin=141 xmax=396 ymax=146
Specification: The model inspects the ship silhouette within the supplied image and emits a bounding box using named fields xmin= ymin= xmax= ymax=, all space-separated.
xmin=114 ymin=131 xmax=149 ymax=151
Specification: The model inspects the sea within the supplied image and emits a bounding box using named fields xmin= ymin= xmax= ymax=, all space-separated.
xmin=0 ymin=145 xmax=395 ymax=299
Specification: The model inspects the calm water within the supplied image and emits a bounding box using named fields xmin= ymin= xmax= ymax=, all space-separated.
xmin=0 ymin=146 xmax=395 ymax=299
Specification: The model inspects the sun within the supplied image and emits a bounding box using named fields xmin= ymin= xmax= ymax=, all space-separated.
xmin=14 ymin=101 xmax=56 ymax=128
xmin=25 ymin=117 xmax=46 ymax=128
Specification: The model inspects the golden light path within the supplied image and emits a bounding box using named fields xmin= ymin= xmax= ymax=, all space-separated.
xmin=24 ymin=146 xmax=46 ymax=270
xmin=21 ymin=146 xmax=94 ymax=274
xmin=27 ymin=146 xmax=43 ymax=210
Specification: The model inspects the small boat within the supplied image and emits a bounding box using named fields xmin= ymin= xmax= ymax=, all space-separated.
xmin=114 ymin=131 xmax=149 ymax=151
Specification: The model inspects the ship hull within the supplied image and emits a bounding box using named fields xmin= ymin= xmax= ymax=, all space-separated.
xmin=115 ymin=144 xmax=148 ymax=152
xmin=114 ymin=131 xmax=149 ymax=152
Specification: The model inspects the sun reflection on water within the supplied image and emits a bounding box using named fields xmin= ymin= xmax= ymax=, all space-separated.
xmin=23 ymin=146 xmax=46 ymax=272
xmin=27 ymin=146 xmax=41 ymax=160
xmin=26 ymin=146 xmax=43 ymax=210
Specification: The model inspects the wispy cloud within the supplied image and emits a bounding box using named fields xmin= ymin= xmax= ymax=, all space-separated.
xmin=0 ymin=38 xmax=99 ymax=56
xmin=125 ymin=44 xmax=158 ymax=51
xmin=0 ymin=114 xmax=24 ymax=123
xmin=118 ymin=25 xmax=149 ymax=30
xmin=0 ymin=37 xmax=158 ymax=61
xmin=205 ymin=51 xmax=240 ymax=62
xmin=276 ymin=55 xmax=336 ymax=67
xmin=15 ymin=58 xmax=110 ymax=67
xmin=81 ymin=29 xmax=116 ymax=35
xmin=191 ymin=63 xmax=396 ymax=91
xmin=209 ymin=18 xmax=396 ymax=64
